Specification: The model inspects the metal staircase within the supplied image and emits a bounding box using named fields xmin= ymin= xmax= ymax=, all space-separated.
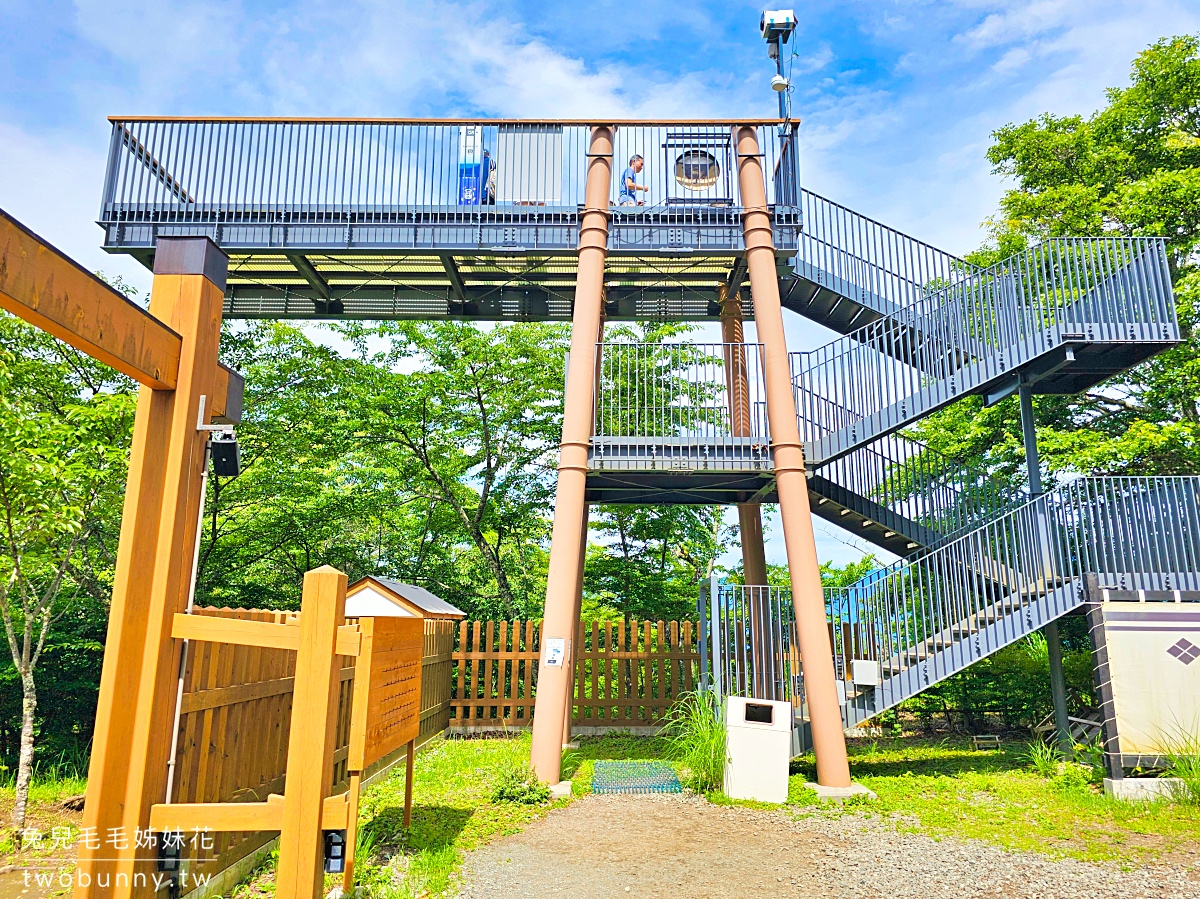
xmin=807 ymin=430 xmax=1024 ymax=557
xmin=703 ymin=476 xmax=1200 ymax=727
xmin=793 ymin=237 xmax=1177 ymax=466
xmin=94 ymin=115 xmax=1197 ymax=745
xmin=783 ymin=189 xmax=975 ymax=334
xmin=587 ymin=237 xmax=1178 ymax=518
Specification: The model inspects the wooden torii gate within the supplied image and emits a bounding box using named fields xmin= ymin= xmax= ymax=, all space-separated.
xmin=0 ymin=209 xmax=372 ymax=898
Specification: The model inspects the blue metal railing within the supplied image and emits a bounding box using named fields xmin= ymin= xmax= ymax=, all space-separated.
xmin=99 ymin=119 xmax=800 ymax=228
xmin=703 ymin=476 xmax=1200 ymax=724
xmin=792 ymin=237 xmax=1177 ymax=463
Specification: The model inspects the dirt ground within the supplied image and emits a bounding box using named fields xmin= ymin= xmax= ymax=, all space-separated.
xmin=458 ymin=793 xmax=1200 ymax=899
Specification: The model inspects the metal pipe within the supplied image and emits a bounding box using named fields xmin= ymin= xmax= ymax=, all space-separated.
xmin=736 ymin=124 xmax=851 ymax=788
xmin=1021 ymin=386 xmax=1072 ymax=754
xmin=530 ymin=125 xmax=613 ymax=785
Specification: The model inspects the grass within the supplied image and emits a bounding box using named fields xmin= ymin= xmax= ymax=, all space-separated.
xmin=1159 ymin=727 xmax=1200 ymax=805
xmin=561 ymin=732 xmax=1200 ymax=868
xmin=6 ymin=729 xmax=1197 ymax=896
xmin=784 ymin=737 xmax=1200 ymax=866
xmin=660 ymin=690 xmax=726 ymax=792
xmin=335 ymin=734 xmax=563 ymax=898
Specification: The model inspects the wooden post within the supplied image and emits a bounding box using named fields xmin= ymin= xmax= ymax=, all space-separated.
xmin=403 ymin=739 xmax=416 ymax=828
xmin=75 ymin=239 xmax=227 ymax=898
xmin=276 ymin=566 xmax=348 ymax=899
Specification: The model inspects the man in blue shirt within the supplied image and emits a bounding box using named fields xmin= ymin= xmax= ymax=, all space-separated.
xmin=619 ymin=154 xmax=648 ymax=205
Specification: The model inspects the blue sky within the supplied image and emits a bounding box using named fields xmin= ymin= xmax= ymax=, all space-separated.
xmin=1 ymin=0 xmax=1197 ymax=567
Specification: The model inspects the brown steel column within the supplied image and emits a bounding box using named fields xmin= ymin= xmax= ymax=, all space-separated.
xmin=531 ymin=125 xmax=613 ymax=783
xmin=76 ymin=239 xmax=227 ymax=897
xmin=719 ymin=286 xmax=770 ymax=587
xmin=563 ymin=504 xmax=590 ymax=746
xmin=719 ymin=285 xmax=772 ymax=695
xmin=735 ymin=125 xmax=851 ymax=787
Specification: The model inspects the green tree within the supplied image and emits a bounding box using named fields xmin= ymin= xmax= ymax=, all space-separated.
xmin=202 ymin=320 xmax=567 ymax=619
xmin=0 ymin=313 xmax=134 ymax=832
xmin=341 ymin=321 xmax=568 ymax=618
xmin=586 ymin=505 xmax=731 ymax=621
xmin=198 ymin=322 xmax=392 ymax=609
xmin=913 ymin=35 xmax=1200 ymax=481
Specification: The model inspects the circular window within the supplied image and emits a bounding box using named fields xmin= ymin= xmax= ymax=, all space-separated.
xmin=674 ymin=150 xmax=720 ymax=191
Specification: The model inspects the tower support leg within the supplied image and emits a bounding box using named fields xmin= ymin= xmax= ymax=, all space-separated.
xmin=563 ymin=505 xmax=590 ymax=747
xmin=531 ymin=126 xmax=613 ymax=784
xmin=75 ymin=239 xmax=227 ymax=898
xmin=1020 ymin=386 xmax=1072 ymax=754
xmin=719 ymin=286 xmax=772 ymax=695
xmin=735 ymin=125 xmax=851 ymax=788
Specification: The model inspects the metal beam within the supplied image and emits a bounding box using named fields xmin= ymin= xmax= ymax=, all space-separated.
xmin=0 ymin=208 xmax=182 ymax=390
xmin=439 ymin=254 xmax=470 ymax=306
xmin=286 ymin=254 xmax=331 ymax=300
xmin=725 ymin=254 xmax=748 ymax=300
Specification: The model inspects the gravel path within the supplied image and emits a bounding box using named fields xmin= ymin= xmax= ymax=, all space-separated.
xmin=458 ymin=793 xmax=1200 ymax=899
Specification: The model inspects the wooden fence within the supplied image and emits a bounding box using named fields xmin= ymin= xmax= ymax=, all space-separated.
xmin=450 ymin=619 xmax=701 ymax=732
xmin=170 ymin=609 xmax=455 ymax=886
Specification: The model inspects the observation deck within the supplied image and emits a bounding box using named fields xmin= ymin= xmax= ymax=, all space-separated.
xmin=98 ymin=118 xmax=801 ymax=321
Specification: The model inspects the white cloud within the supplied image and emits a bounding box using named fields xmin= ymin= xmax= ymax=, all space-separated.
xmin=793 ymin=44 xmax=835 ymax=75
xmin=72 ymin=0 xmax=248 ymax=105
xmin=0 ymin=122 xmax=153 ymax=296
xmin=957 ymin=0 xmax=1075 ymax=50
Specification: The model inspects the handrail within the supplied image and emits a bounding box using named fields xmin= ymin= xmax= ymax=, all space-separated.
xmin=797 ymin=366 xmax=1021 ymax=549
xmin=791 ymin=237 xmax=1177 ymax=460
xmin=796 ymin=189 xmax=975 ymax=313
xmin=704 ymin=476 xmax=1200 ymax=718
xmin=99 ymin=120 xmax=801 ymax=221
xmin=593 ymin=341 xmax=769 ymax=444
xmin=108 ymin=116 xmax=791 ymax=126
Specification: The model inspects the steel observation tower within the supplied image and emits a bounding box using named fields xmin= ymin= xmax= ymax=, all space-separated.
xmin=91 ymin=11 xmax=1186 ymax=791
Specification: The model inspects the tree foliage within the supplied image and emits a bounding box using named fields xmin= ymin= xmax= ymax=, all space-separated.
xmin=0 ymin=311 xmax=134 ymax=825
xmin=912 ymin=35 xmax=1200 ymax=483
xmin=201 ymin=320 xmax=569 ymax=619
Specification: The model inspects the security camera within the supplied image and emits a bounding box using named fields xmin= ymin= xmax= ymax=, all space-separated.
xmin=760 ymin=9 xmax=796 ymax=42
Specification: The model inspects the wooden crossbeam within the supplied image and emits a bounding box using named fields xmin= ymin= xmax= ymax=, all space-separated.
xmin=171 ymin=612 xmax=362 ymax=657
xmin=148 ymin=791 xmax=351 ymax=833
xmin=213 ymin=364 xmax=243 ymax=424
xmin=0 ymin=208 xmax=243 ymax=422
xmin=0 ymin=208 xmax=181 ymax=389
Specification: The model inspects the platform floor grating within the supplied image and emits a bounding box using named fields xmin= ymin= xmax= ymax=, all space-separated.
xmin=591 ymin=760 xmax=683 ymax=795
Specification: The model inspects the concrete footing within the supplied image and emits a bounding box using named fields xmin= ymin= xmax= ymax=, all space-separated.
xmin=1104 ymin=777 xmax=1182 ymax=801
xmin=549 ymin=780 xmax=573 ymax=799
xmin=805 ymin=782 xmax=877 ymax=802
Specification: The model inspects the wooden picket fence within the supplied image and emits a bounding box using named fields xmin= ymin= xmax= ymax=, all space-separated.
xmin=450 ymin=619 xmax=701 ymax=732
xmin=169 ymin=609 xmax=456 ymax=886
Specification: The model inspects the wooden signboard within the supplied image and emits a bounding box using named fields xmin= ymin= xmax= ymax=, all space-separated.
xmin=348 ymin=616 xmax=424 ymax=772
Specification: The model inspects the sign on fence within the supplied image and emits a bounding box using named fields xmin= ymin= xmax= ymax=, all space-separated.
xmin=350 ymin=617 xmax=424 ymax=770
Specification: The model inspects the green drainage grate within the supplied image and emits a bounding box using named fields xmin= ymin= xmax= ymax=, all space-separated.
xmin=592 ymin=760 xmax=683 ymax=794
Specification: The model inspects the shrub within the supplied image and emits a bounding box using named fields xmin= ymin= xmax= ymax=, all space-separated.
xmin=1023 ymin=739 xmax=1062 ymax=779
xmin=491 ymin=761 xmax=551 ymax=805
xmin=662 ymin=690 xmax=726 ymax=793
xmin=1052 ymin=763 xmax=1093 ymax=794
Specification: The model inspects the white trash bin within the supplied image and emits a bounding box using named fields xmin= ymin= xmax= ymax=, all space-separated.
xmin=723 ymin=696 xmax=792 ymax=804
